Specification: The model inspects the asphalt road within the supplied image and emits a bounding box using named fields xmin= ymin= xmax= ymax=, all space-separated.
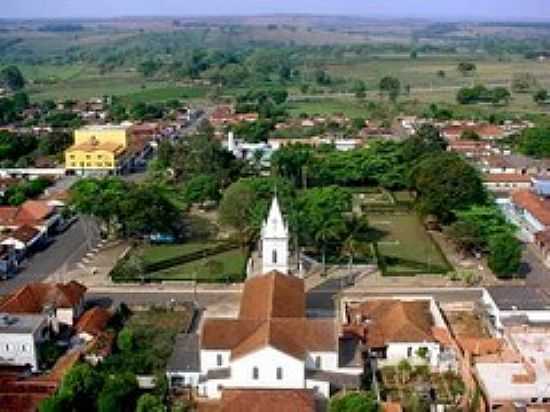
xmin=0 ymin=218 xmax=99 ymax=296
xmin=87 ymin=287 xmax=483 ymax=319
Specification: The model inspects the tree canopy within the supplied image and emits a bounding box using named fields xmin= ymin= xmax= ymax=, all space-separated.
xmin=517 ymin=127 xmax=550 ymax=158
xmin=329 ymin=391 xmax=380 ymax=412
xmin=411 ymin=153 xmax=486 ymax=223
xmin=0 ymin=65 xmax=26 ymax=91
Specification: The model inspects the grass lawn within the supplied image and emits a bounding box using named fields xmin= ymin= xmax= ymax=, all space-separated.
xmin=119 ymin=85 xmax=207 ymax=104
xmin=370 ymin=212 xmax=451 ymax=275
xmin=140 ymin=242 xmax=213 ymax=265
xmin=149 ymin=249 xmax=247 ymax=282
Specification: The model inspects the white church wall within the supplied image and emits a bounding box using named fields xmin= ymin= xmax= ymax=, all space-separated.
xmin=201 ymin=349 xmax=231 ymax=374
xmin=230 ymin=346 xmax=305 ymax=389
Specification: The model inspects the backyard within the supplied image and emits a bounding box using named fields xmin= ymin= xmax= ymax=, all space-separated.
xmin=100 ymin=305 xmax=194 ymax=376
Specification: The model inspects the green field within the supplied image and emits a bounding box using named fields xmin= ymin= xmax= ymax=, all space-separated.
xmin=370 ymin=212 xmax=451 ymax=275
xmin=149 ymin=249 xmax=247 ymax=282
xmin=140 ymin=242 xmax=214 ymax=265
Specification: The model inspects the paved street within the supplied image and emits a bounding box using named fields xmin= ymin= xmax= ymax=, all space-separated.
xmin=0 ymin=218 xmax=100 ymax=296
xmin=520 ymin=246 xmax=550 ymax=287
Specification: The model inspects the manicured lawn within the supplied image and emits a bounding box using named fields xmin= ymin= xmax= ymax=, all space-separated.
xmin=149 ymin=249 xmax=247 ymax=282
xmin=370 ymin=212 xmax=451 ymax=275
xmin=140 ymin=242 xmax=213 ymax=265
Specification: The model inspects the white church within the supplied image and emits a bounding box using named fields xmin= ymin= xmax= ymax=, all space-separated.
xmin=166 ymin=196 xmax=364 ymax=410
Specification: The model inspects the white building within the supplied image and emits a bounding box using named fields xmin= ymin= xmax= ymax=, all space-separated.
xmin=261 ymin=196 xmax=290 ymax=275
xmin=0 ymin=313 xmax=48 ymax=372
xmin=482 ymin=286 xmax=550 ymax=334
xmin=167 ymin=271 xmax=363 ymax=405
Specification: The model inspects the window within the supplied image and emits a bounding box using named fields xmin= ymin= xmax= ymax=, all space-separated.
xmin=86 ymin=154 xmax=91 ymax=159
xmin=272 ymin=249 xmax=277 ymax=264
xmin=5 ymin=344 xmax=12 ymax=352
xmin=97 ymin=154 xmax=103 ymax=159
xmin=315 ymin=356 xmax=322 ymax=369
xmin=96 ymin=162 xmax=103 ymax=167
xmin=21 ymin=344 xmax=29 ymax=352
xmin=69 ymin=155 xmax=75 ymax=159
xmin=407 ymin=347 xmax=413 ymax=357
xmin=276 ymin=367 xmax=283 ymax=380
xmin=86 ymin=163 xmax=92 ymax=167
xmin=217 ymin=354 xmax=223 ymax=367
xmin=252 ymin=367 xmax=259 ymax=380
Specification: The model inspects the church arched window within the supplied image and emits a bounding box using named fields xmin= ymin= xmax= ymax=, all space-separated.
xmin=272 ymin=249 xmax=277 ymax=264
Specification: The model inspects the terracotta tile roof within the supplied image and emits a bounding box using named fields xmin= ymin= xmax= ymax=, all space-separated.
xmin=76 ymin=307 xmax=112 ymax=336
xmin=239 ymin=271 xmax=305 ymax=320
xmin=201 ymin=272 xmax=335 ymax=360
xmin=9 ymin=225 xmax=41 ymax=244
xmin=218 ymin=389 xmax=315 ymax=412
xmin=202 ymin=318 xmax=337 ymax=361
xmin=512 ymin=190 xmax=550 ymax=226
xmin=485 ymin=173 xmax=532 ymax=183
xmin=349 ymin=300 xmax=436 ymax=347
xmin=0 ymin=281 xmax=86 ymax=314
xmin=383 ymin=402 xmax=404 ymax=412
xmin=0 ymin=201 xmax=55 ymax=228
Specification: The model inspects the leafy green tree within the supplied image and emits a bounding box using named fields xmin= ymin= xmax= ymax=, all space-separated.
xmin=58 ymin=363 xmax=104 ymax=412
xmin=517 ymin=127 xmax=550 ymax=158
xmin=461 ymin=129 xmax=481 ymax=141
xmin=412 ymin=153 xmax=486 ymax=223
xmin=379 ymin=76 xmax=401 ymax=102
xmin=97 ymin=372 xmax=138 ymax=412
xmin=0 ymin=65 xmax=26 ymax=91
xmin=183 ymin=174 xmax=220 ymax=204
xmin=511 ymin=72 xmax=539 ymax=93
xmin=39 ymin=393 xmax=70 ymax=412
xmin=117 ymin=328 xmax=135 ymax=352
xmin=457 ymin=62 xmax=476 ymax=76
xmin=271 ymin=144 xmax=314 ymax=187
xmin=401 ymin=123 xmax=447 ymax=163
xmin=329 ymin=391 xmax=380 ymax=412
xmin=534 ymin=89 xmax=549 ymax=105
xmin=136 ymin=394 xmax=164 ymax=412
xmin=296 ymin=186 xmax=351 ymax=271
xmin=487 ymin=233 xmax=522 ymax=278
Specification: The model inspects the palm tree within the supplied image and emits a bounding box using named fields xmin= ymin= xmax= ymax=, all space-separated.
xmin=341 ymin=216 xmax=370 ymax=273
xmin=315 ymin=218 xmax=344 ymax=276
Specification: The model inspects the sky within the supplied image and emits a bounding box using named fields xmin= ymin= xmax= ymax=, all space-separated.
xmin=1 ymin=0 xmax=550 ymax=21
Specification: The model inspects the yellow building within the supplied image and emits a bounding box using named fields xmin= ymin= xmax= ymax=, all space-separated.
xmin=65 ymin=125 xmax=129 ymax=175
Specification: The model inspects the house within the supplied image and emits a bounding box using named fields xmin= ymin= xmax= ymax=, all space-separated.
xmin=483 ymin=173 xmax=532 ymax=193
xmin=0 ymin=200 xmax=60 ymax=234
xmin=169 ymin=271 xmax=363 ymax=403
xmin=0 ymin=281 xmax=87 ymax=329
xmin=0 ymin=313 xmax=49 ymax=371
xmin=474 ymin=321 xmax=550 ymax=410
xmin=510 ymin=190 xmax=550 ymax=241
xmin=447 ymin=140 xmax=493 ymax=158
xmin=65 ymin=125 xmax=129 ymax=175
xmin=344 ymin=298 xmax=456 ymax=371
xmin=441 ymin=123 xmax=506 ymax=141
xmin=482 ymin=287 xmax=550 ymax=333
xmin=75 ymin=307 xmax=112 ymax=342
xmin=1 ymin=225 xmax=43 ymax=258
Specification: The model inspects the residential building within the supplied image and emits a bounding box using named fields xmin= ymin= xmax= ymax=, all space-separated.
xmin=482 ymin=287 xmax=550 ymax=333
xmin=0 ymin=281 xmax=87 ymax=329
xmin=1 ymin=224 xmax=43 ymax=258
xmin=441 ymin=123 xmax=506 ymax=141
xmin=74 ymin=307 xmax=112 ymax=343
xmin=343 ymin=298 xmax=456 ymax=371
xmin=0 ymin=200 xmax=60 ymax=233
xmin=198 ymin=389 xmax=316 ymax=412
xmin=483 ymin=173 xmax=532 ymax=193
xmin=0 ymin=313 xmax=48 ymax=371
xmin=0 ymin=245 xmax=18 ymax=278
xmin=65 ymin=125 xmax=129 ymax=175
xmin=510 ymin=190 xmax=550 ymax=241
xmin=170 ymin=271 xmax=363 ymax=405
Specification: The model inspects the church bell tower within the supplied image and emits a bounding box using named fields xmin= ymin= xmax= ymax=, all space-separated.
xmin=261 ymin=195 xmax=289 ymax=274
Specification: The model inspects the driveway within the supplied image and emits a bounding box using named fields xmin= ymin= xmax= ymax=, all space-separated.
xmin=0 ymin=217 xmax=100 ymax=296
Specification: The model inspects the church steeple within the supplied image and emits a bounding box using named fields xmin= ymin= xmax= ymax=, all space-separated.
xmin=261 ymin=195 xmax=290 ymax=275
